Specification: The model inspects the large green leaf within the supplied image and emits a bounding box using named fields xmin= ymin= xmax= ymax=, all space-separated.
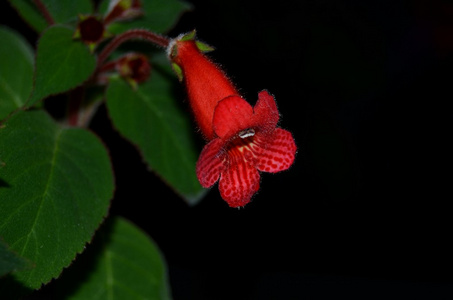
xmin=99 ymin=0 xmax=192 ymax=34
xmin=0 ymin=239 xmax=30 ymax=277
xmin=58 ymin=217 xmax=171 ymax=300
xmin=105 ymin=67 xmax=204 ymax=204
xmin=27 ymin=25 xmax=96 ymax=107
xmin=0 ymin=110 xmax=114 ymax=290
xmin=8 ymin=0 xmax=93 ymax=33
xmin=0 ymin=26 xmax=34 ymax=120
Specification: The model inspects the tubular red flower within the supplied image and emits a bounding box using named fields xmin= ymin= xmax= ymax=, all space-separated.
xmin=170 ymin=39 xmax=238 ymax=140
xmin=169 ymin=35 xmax=296 ymax=207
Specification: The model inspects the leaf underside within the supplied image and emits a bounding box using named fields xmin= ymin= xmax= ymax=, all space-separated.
xmin=0 ymin=239 xmax=30 ymax=277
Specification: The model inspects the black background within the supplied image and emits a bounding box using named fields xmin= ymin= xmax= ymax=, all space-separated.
xmin=2 ymin=0 xmax=453 ymax=299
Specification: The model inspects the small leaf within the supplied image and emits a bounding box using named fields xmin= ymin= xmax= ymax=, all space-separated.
xmin=57 ymin=217 xmax=171 ymax=300
xmin=0 ymin=110 xmax=114 ymax=289
xmin=8 ymin=0 xmax=93 ymax=33
xmin=28 ymin=25 xmax=97 ymax=107
xmin=105 ymin=65 xmax=205 ymax=204
xmin=180 ymin=30 xmax=196 ymax=41
xmin=171 ymin=62 xmax=183 ymax=82
xmin=99 ymin=0 xmax=192 ymax=34
xmin=0 ymin=26 xmax=34 ymax=119
xmin=195 ymin=41 xmax=215 ymax=53
xmin=0 ymin=239 xmax=30 ymax=277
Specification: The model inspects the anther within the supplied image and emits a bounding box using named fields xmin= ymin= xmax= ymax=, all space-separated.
xmin=238 ymin=128 xmax=255 ymax=139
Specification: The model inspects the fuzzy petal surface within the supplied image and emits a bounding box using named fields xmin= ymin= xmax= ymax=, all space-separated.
xmin=173 ymin=40 xmax=238 ymax=139
xmin=196 ymin=138 xmax=225 ymax=188
xmin=253 ymin=128 xmax=297 ymax=173
xmin=218 ymin=156 xmax=260 ymax=208
xmin=213 ymin=95 xmax=255 ymax=140
xmin=252 ymin=90 xmax=280 ymax=132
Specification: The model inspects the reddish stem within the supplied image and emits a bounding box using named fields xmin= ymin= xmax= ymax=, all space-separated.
xmin=97 ymin=29 xmax=170 ymax=66
xmin=67 ymin=86 xmax=85 ymax=127
xmin=98 ymin=60 xmax=116 ymax=73
xmin=33 ymin=0 xmax=55 ymax=25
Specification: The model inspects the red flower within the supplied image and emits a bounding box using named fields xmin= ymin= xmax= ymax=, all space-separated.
xmin=169 ymin=33 xmax=296 ymax=207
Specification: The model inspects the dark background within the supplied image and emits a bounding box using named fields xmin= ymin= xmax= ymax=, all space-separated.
xmin=3 ymin=0 xmax=453 ymax=299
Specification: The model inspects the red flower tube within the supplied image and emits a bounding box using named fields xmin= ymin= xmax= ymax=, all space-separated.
xmin=168 ymin=32 xmax=297 ymax=207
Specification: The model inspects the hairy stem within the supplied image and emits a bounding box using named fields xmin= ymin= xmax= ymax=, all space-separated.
xmin=33 ymin=0 xmax=55 ymax=25
xmin=97 ymin=29 xmax=170 ymax=66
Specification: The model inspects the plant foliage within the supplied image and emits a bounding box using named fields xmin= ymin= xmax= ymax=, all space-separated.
xmin=0 ymin=0 xmax=198 ymax=297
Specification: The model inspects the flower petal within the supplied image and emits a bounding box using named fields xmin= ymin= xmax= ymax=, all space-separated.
xmin=252 ymin=90 xmax=280 ymax=132
xmin=219 ymin=156 xmax=260 ymax=207
xmin=196 ymin=138 xmax=226 ymax=188
xmin=253 ymin=128 xmax=297 ymax=173
xmin=213 ymin=95 xmax=254 ymax=140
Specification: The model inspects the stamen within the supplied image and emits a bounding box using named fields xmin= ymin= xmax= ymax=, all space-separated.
xmin=238 ymin=128 xmax=255 ymax=139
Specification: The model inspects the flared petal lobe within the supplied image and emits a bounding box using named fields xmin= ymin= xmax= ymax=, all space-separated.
xmin=196 ymin=139 xmax=225 ymax=188
xmin=219 ymin=156 xmax=260 ymax=208
xmin=253 ymin=129 xmax=297 ymax=173
xmin=253 ymin=90 xmax=280 ymax=133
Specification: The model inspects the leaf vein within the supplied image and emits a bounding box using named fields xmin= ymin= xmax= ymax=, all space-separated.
xmin=136 ymin=89 xmax=194 ymax=176
xmin=0 ymin=76 xmax=24 ymax=107
xmin=20 ymin=128 xmax=62 ymax=282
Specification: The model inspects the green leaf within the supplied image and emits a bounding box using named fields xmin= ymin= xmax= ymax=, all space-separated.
xmin=42 ymin=0 xmax=93 ymax=24
xmin=105 ymin=65 xmax=205 ymax=204
xmin=0 ymin=239 xmax=30 ymax=277
xmin=7 ymin=0 xmax=48 ymax=33
xmin=8 ymin=0 xmax=93 ymax=33
xmin=99 ymin=0 xmax=192 ymax=34
xmin=0 ymin=26 xmax=34 ymax=120
xmin=57 ymin=217 xmax=171 ymax=300
xmin=195 ymin=41 xmax=215 ymax=53
xmin=0 ymin=110 xmax=114 ymax=290
xmin=28 ymin=25 xmax=96 ymax=107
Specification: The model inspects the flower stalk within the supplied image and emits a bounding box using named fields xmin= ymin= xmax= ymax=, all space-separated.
xmin=97 ymin=29 xmax=170 ymax=67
